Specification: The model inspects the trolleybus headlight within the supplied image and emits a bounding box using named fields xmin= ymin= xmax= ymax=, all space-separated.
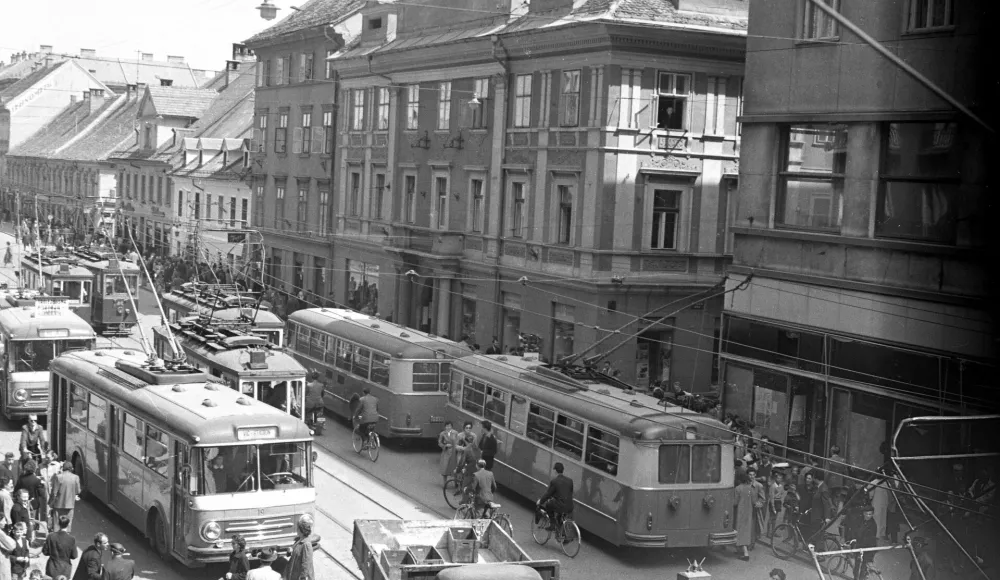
xmin=13 ymin=389 xmax=28 ymax=403
xmin=201 ymin=521 xmax=222 ymax=542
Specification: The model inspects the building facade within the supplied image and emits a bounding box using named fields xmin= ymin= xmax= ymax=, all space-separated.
xmin=721 ymin=0 xmax=994 ymax=470
xmin=323 ymin=0 xmax=747 ymax=391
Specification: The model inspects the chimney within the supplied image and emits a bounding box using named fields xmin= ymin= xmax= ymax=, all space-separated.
xmin=44 ymin=57 xmax=53 ymax=68
xmin=80 ymin=48 xmax=96 ymax=58
xmin=224 ymin=60 xmax=240 ymax=88
xmin=167 ymin=55 xmax=185 ymax=65
xmin=142 ymin=53 xmax=154 ymax=61
xmin=88 ymin=88 xmax=105 ymax=114
xmin=136 ymin=82 xmax=147 ymax=95
xmin=126 ymin=83 xmax=138 ymax=100
xmin=40 ymin=45 xmax=53 ymax=54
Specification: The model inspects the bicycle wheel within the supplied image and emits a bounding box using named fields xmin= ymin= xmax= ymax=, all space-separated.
xmin=823 ymin=538 xmax=848 ymax=579
xmin=771 ymin=523 xmax=799 ymax=560
xmin=559 ymin=519 xmax=582 ymax=558
xmin=531 ymin=510 xmax=551 ymax=545
xmin=495 ymin=514 xmax=514 ymax=538
xmin=443 ymin=478 xmax=462 ymax=509
xmin=367 ymin=433 xmax=380 ymax=462
xmin=454 ymin=505 xmax=476 ymax=520
xmin=352 ymin=429 xmax=363 ymax=454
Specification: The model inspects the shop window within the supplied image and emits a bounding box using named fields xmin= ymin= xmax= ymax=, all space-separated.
xmin=829 ymin=337 xmax=939 ymax=396
xmin=723 ymin=316 xmax=823 ymax=373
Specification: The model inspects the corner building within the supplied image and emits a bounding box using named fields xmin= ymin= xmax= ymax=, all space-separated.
xmin=325 ymin=0 xmax=747 ymax=392
xmin=721 ymin=0 xmax=995 ymax=472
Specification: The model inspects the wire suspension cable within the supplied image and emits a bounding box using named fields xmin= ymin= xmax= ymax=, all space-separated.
xmin=125 ymin=216 xmax=182 ymax=360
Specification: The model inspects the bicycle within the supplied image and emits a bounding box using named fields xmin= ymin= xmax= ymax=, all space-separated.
xmin=351 ymin=421 xmax=380 ymax=462
xmin=453 ymin=488 xmax=514 ymax=538
xmin=824 ymin=539 xmax=885 ymax=580
xmin=531 ymin=506 xmax=581 ymax=558
xmin=770 ymin=510 xmax=840 ymax=562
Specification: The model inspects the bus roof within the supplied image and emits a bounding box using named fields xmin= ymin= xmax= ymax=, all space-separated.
xmin=51 ymin=349 xmax=312 ymax=445
xmin=290 ymin=308 xmax=472 ymax=360
xmin=452 ymin=355 xmax=734 ymax=443
xmin=153 ymin=325 xmax=306 ymax=377
xmin=0 ymin=306 xmax=96 ymax=338
xmin=71 ymin=250 xmax=140 ymax=273
xmin=209 ymin=308 xmax=283 ymax=326
xmin=19 ymin=261 xmax=93 ymax=278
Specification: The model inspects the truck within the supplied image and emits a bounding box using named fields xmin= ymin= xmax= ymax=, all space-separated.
xmin=351 ymin=519 xmax=560 ymax=580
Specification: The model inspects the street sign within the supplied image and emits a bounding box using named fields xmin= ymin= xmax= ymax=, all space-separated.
xmin=227 ymin=232 xmax=248 ymax=243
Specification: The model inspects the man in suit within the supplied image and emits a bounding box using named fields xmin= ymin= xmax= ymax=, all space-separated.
xmin=537 ymin=462 xmax=575 ymax=528
xmin=72 ymin=533 xmax=111 ymax=580
xmin=471 ymin=459 xmax=497 ymax=518
xmin=849 ymin=504 xmax=879 ymax=580
xmin=478 ymin=421 xmax=499 ymax=471
xmin=810 ymin=470 xmax=835 ymax=542
xmin=49 ymin=461 xmax=81 ymax=532
xmin=43 ymin=515 xmax=80 ymax=579
xmin=0 ymin=452 xmax=16 ymax=484
xmin=103 ymin=542 xmax=135 ymax=580
xmin=355 ymin=387 xmax=380 ymax=436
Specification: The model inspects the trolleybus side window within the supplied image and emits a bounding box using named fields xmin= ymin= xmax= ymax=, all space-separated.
xmin=145 ymin=425 xmax=170 ymax=477
xmin=309 ymin=332 xmax=325 ymax=360
xmin=461 ymin=378 xmax=486 ymax=415
xmin=69 ymin=384 xmax=88 ymax=425
xmin=121 ymin=412 xmax=145 ymax=460
xmin=527 ymin=403 xmax=556 ymax=447
xmin=449 ymin=373 xmax=463 ymax=406
xmin=87 ymin=394 xmax=108 ymax=438
xmin=507 ymin=394 xmax=529 ymax=435
xmin=286 ymin=323 xmax=298 ymax=350
xmin=297 ymin=326 xmax=310 ymax=353
xmin=658 ymin=444 xmax=691 ymax=484
xmin=483 ymin=386 xmax=508 ymax=428
xmin=325 ymin=333 xmax=338 ymax=364
xmin=352 ymin=347 xmax=372 ymax=379
xmin=370 ymin=352 xmax=390 ymax=386
xmin=585 ymin=426 xmax=620 ymax=476
xmin=692 ymin=444 xmax=722 ymax=483
xmin=438 ymin=363 xmax=451 ymax=392
xmin=336 ymin=341 xmax=354 ymax=372
xmin=413 ymin=362 xmax=443 ymax=392
xmin=553 ymin=413 xmax=584 ymax=460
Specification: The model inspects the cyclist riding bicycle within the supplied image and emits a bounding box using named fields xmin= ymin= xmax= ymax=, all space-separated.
xmin=19 ymin=414 xmax=48 ymax=460
xmin=305 ymin=371 xmax=325 ymax=418
xmin=469 ymin=459 xmax=497 ymax=518
xmin=355 ymin=387 xmax=379 ymax=438
xmin=536 ymin=462 xmax=574 ymax=529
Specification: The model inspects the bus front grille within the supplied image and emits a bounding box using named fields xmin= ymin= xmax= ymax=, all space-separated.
xmin=224 ymin=516 xmax=296 ymax=541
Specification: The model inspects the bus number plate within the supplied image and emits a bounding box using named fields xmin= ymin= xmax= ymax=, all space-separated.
xmin=430 ymin=416 xmax=445 ymax=424
xmin=236 ymin=427 xmax=278 ymax=441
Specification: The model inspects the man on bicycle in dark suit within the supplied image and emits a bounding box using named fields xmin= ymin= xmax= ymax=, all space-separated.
xmin=355 ymin=387 xmax=379 ymax=436
xmin=537 ymin=462 xmax=574 ymax=530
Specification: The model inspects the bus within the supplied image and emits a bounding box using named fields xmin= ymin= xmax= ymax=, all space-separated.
xmin=18 ymin=255 xmax=94 ymax=320
xmin=48 ymin=348 xmax=316 ymax=567
xmin=151 ymin=319 xmax=307 ymax=418
xmin=162 ymin=284 xmax=281 ymax=346
xmin=0 ymin=298 xmax=97 ymax=419
xmin=286 ymin=308 xmax=472 ymax=439
xmin=71 ymin=248 xmax=141 ymax=336
xmin=445 ymin=355 xmax=738 ymax=549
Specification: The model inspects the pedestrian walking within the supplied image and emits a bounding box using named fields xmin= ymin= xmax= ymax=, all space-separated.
xmin=479 ymin=421 xmax=498 ymax=471
xmin=437 ymin=422 xmax=459 ymax=485
xmin=42 ymin=515 xmax=78 ymax=579
xmin=48 ymin=462 xmax=80 ymax=532
xmin=9 ymin=491 xmax=31 ymax=543
xmin=0 ymin=454 xmax=16 ymax=487
xmin=3 ymin=243 xmax=12 ymax=267
xmin=102 ymin=543 xmax=134 ymax=580
xmin=283 ymin=515 xmax=315 ymax=580
xmin=226 ymin=534 xmax=249 ymax=580
xmin=734 ymin=471 xmax=755 ymax=561
xmin=246 ymin=548 xmax=283 ymax=580
xmin=8 ymin=522 xmax=36 ymax=580
xmin=0 ymin=477 xmax=13 ymax=530
xmin=72 ymin=533 xmax=110 ymax=580
xmin=14 ymin=461 xmax=46 ymax=518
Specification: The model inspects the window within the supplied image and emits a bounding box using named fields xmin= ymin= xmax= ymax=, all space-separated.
xmin=777 ymin=124 xmax=846 ymax=230
xmin=319 ymin=189 xmax=329 ymax=233
xmin=377 ymin=87 xmax=390 ymax=130
xmin=483 ymin=386 xmax=508 ymax=427
xmin=351 ymin=89 xmax=365 ymax=131
xmin=260 ymin=59 xmax=270 ymax=87
xmin=471 ymin=78 xmax=489 ymax=129
xmin=650 ymin=189 xmax=680 ymax=249
xmin=121 ymin=413 xmax=144 ymax=460
xmin=141 ymin=175 xmax=146 ymax=203
xmin=335 ymin=340 xmax=354 ymax=372
xmin=406 ymin=84 xmax=419 ymax=130
xmin=322 ymin=110 xmax=334 ymax=154
xmin=144 ymin=126 xmax=153 ymax=149
xmin=349 ymin=172 xmax=361 ymax=216
xmin=325 ymin=49 xmax=335 ymax=80
xmin=437 ymin=82 xmax=452 ymax=130
xmin=217 ymin=195 xmax=225 ymax=222
xmin=556 ymin=184 xmax=573 ymax=244
xmin=275 ymin=185 xmax=285 ymax=228
xmin=253 ymin=186 xmax=263 ymax=226
xmin=297 ymin=187 xmax=308 ymax=232
xmin=514 ymin=74 xmax=532 ymax=127
xmin=369 ymin=17 xmax=382 ymax=29
xmin=373 ymin=173 xmax=385 ymax=220
xmin=275 ymin=111 xmax=288 ymax=153
xmin=692 ymin=445 xmax=722 ymax=483
xmin=527 ymin=403 xmax=555 ymax=447
xmin=585 ymin=426 xmax=619 ymax=475
xmin=157 ymin=176 xmax=163 ymax=205
xmin=435 ymin=175 xmax=448 ymax=229
xmin=229 ymin=196 xmax=237 ymax=227
xmin=511 ymin=182 xmax=525 ymax=238
xmin=256 ymin=112 xmax=268 ymax=152
xmin=370 ymin=352 xmax=389 ymax=386
xmin=553 ymin=413 xmax=584 ymax=460
xmin=87 ymin=394 xmax=107 ymax=437
xmin=413 ymin=362 xmax=448 ymax=392
xmin=461 ymin=378 xmax=486 ymax=415
xmin=178 ymin=190 xmax=184 ymax=217
xmin=552 ymin=303 xmax=575 ymax=362
xmin=301 ymin=111 xmax=312 ymax=153
xmin=908 ymin=0 xmax=953 ymax=30
xmin=876 ymin=122 xmax=959 ymax=243
xmin=658 ymin=444 xmax=691 ymax=484
xmin=471 ymin=178 xmax=484 ymax=233
xmin=194 ymin=192 xmax=201 ymax=219
xmin=206 ymin=194 xmax=212 ymax=223
xmin=299 ymin=52 xmax=314 ymax=82
xmin=69 ymin=384 xmax=88 ymax=424
xmin=656 ymin=73 xmax=689 ymax=130
xmin=802 ymin=0 xmax=839 ymax=39
xmin=275 ymin=56 xmax=286 ymax=85
xmin=352 ymin=347 xmax=371 ymax=379
xmin=404 ymin=174 xmax=416 ymax=223
xmin=560 ymin=70 xmax=581 ymax=127
xmin=241 ymin=198 xmax=248 ymax=227
xmin=145 ymin=424 xmax=170 ymax=477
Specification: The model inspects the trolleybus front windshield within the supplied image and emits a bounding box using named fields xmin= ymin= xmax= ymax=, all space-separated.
xmin=103 ymin=275 xmax=139 ymax=294
xmin=12 ymin=339 xmax=94 ymax=372
xmin=196 ymin=442 xmax=311 ymax=495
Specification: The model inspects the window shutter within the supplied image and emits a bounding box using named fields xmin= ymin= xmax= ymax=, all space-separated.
xmin=313 ymin=127 xmax=325 ymax=154
xmin=292 ymin=128 xmax=302 ymax=154
xmin=251 ymin=129 xmax=261 ymax=153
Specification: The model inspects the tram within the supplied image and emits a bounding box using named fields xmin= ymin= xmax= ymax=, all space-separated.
xmin=70 ymin=248 xmax=141 ymax=335
xmin=18 ymin=255 xmax=94 ymax=320
xmin=151 ymin=318 xmax=307 ymax=418
xmin=445 ymin=355 xmax=738 ymax=549
xmin=162 ymin=284 xmax=282 ymax=345
xmin=48 ymin=348 xmax=316 ymax=566
xmin=286 ymin=308 xmax=472 ymax=440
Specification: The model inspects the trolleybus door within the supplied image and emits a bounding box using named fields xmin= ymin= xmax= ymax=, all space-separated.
xmin=173 ymin=442 xmax=192 ymax=552
xmin=50 ymin=375 xmax=68 ymax=459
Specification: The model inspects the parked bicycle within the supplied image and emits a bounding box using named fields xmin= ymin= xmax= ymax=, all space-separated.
xmin=770 ymin=508 xmax=840 ymax=561
xmin=453 ymin=488 xmax=514 ymax=538
xmin=351 ymin=420 xmax=380 ymax=461
xmin=824 ymin=538 xmax=885 ymax=580
xmin=531 ymin=507 xmax=581 ymax=558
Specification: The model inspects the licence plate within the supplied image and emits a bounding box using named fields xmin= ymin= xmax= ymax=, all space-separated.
xmin=236 ymin=426 xmax=278 ymax=440
xmin=430 ymin=416 xmax=445 ymax=423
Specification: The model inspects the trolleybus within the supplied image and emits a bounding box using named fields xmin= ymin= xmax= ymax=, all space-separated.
xmin=152 ymin=319 xmax=307 ymax=418
xmin=445 ymin=355 xmax=738 ymax=549
xmin=48 ymin=348 xmax=316 ymax=566
xmin=0 ymin=297 xmax=97 ymax=419
xmin=19 ymin=255 xmax=94 ymax=320
xmin=70 ymin=248 xmax=141 ymax=335
xmin=286 ymin=308 xmax=471 ymax=439
xmin=162 ymin=284 xmax=282 ymax=345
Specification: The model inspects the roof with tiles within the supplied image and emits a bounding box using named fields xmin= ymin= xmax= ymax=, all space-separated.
xmin=146 ymin=86 xmax=219 ymax=119
xmin=8 ymin=96 xmax=120 ymax=158
xmin=243 ymin=0 xmax=367 ymax=45
xmin=58 ymin=95 xmax=142 ymax=161
xmin=0 ymin=61 xmax=60 ymax=102
xmin=611 ymin=0 xmax=748 ymax=30
xmin=70 ymin=54 xmax=216 ymax=89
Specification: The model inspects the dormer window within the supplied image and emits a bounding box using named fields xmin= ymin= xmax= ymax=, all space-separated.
xmin=160 ymin=79 xmax=173 ymax=87
xmin=144 ymin=126 xmax=153 ymax=149
xmin=369 ymin=17 xmax=382 ymax=29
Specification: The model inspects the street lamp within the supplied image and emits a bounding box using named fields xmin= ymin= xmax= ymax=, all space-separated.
xmin=256 ymin=0 xmax=280 ymax=20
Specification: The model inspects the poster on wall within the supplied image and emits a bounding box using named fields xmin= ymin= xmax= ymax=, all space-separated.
xmin=788 ymin=394 xmax=807 ymax=437
xmin=754 ymin=386 xmax=790 ymax=444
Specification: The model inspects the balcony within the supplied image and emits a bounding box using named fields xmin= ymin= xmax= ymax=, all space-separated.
xmin=382 ymin=224 xmax=464 ymax=258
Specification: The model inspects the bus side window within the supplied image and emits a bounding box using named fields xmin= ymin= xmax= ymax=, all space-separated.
xmin=286 ymin=323 xmax=297 ymax=350
xmin=448 ymin=372 xmax=462 ymax=406
xmin=145 ymin=425 xmax=170 ymax=477
xmin=69 ymin=384 xmax=89 ymax=425
xmin=585 ymin=426 xmax=620 ymax=476
xmin=483 ymin=386 xmax=508 ymax=428
xmin=527 ymin=403 xmax=556 ymax=447
xmin=87 ymin=394 xmax=108 ymax=438
xmin=553 ymin=413 xmax=584 ymax=460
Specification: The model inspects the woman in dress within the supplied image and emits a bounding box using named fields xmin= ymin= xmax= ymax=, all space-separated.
xmin=437 ymin=421 xmax=459 ymax=485
xmin=734 ymin=471 xmax=755 ymax=561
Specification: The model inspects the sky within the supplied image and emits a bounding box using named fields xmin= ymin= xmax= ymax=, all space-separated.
xmin=0 ymin=0 xmax=281 ymax=71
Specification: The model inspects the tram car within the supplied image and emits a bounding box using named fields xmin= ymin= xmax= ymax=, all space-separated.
xmin=70 ymin=248 xmax=141 ymax=335
xmin=152 ymin=318 xmax=307 ymax=418
xmin=18 ymin=255 xmax=94 ymax=320
xmin=445 ymin=355 xmax=738 ymax=550
xmin=286 ymin=308 xmax=472 ymax=440
xmin=162 ymin=283 xmax=281 ymax=345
